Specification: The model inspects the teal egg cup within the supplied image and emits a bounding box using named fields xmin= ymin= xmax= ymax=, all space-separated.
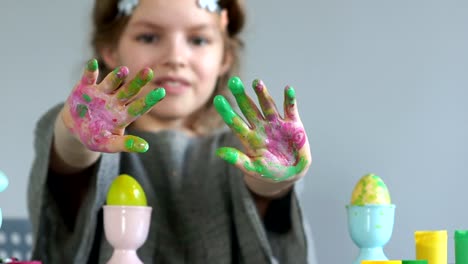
xmin=346 ymin=204 xmax=395 ymax=264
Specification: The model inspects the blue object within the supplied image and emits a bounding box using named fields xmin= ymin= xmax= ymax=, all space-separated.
xmin=0 ymin=218 xmax=33 ymax=260
xmin=346 ymin=204 xmax=396 ymax=264
xmin=0 ymin=170 xmax=8 ymax=193
xmin=0 ymin=170 xmax=8 ymax=231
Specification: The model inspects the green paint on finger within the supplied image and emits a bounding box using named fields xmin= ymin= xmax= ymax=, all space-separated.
xmin=87 ymin=59 xmax=98 ymax=71
xmin=128 ymin=102 xmax=143 ymax=116
xmin=125 ymin=136 xmax=149 ymax=153
xmin=82 ymin=93 xmax=92 ymax=103
xmin=118 ymin=69 xmax=154 ymax=100
xmin=76 ymin=104 xmax=88 ymax=118
xmin=216 ymin=148 xmax=238 ymax=164
xmin=252 ymin=79 xmax=260 ymax=89
xmin=112 ymin=67 xmax=121 ymax=75
xmin=118 ymin=85 xmax=138 ymax=100
xmin=228 ymin=76 xmax=244 ymax=95
xmin=263 ymin=108 xmax=276 ymax=118
xmin=214 ymin=95 xmax=236 ymax=125
xmin=286 ymin=86 xmax=296 ymax=104
xmin=128 ymin=88 xmax=165 ymax=116
xmin=247 ymin=133 xmax=265 ymax=148
xmin=146 ymin=88 xmax=165 ymax=107
xmin=243 ymin=156 xmax=309 ymax=182
xmin=243 ymin=160 xmax=262 ymax=175
xmin=228 ymin=76 xmax=259 ymax=120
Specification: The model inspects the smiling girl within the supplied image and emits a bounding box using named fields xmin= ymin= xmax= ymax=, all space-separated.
xmin=28 ymin=0 xmax=316 ymax=263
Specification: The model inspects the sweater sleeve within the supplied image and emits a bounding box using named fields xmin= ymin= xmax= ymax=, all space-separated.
xmin=27 ymin=103 xmax=121 ymax=264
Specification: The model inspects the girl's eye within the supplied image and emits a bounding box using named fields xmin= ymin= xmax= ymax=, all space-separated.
xmin=190 ymin=36 xmax=210 ymax=46
xmin=136 ymin=34 xmax=159 ymax=44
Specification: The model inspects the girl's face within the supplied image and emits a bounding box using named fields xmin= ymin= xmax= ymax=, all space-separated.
xmin=102 ymin=0 xmax=230 ymax=131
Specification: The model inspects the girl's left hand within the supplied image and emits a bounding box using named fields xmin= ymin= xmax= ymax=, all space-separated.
xmin=214 ymin=77 xmax=312 ymax=197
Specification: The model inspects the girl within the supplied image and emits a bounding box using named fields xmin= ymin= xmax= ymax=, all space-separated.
xmin=28 ymin=0 xmax=315 ymax=263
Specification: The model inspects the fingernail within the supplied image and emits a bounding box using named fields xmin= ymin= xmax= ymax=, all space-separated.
xmin=87 ymin=59 xmax=98 ymax=71
xmin=146 ymin=88 xmax=166 ymax=106
xmin=252 ymin=79 xmax=264 ymax=92
xmin=125 ymin=136 xmax=149 ymax=153
xmin=228 ymin=76 xmax=244 ymax=95
xmin=113 ymin=66 xmax=129 ymax=79
xmin=286 ymin=86 xmax=296 ymax=104
xmin=140 ymin=68 xmax=154 ymax=82
xmin=286 ymin=86 xmax=295 ymax=99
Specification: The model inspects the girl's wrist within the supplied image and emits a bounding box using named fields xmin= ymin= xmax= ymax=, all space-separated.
xmin=243 ymin=174 xmax=295 ymax=199
xmin=51 ymin=108 xmax=101 ymax=174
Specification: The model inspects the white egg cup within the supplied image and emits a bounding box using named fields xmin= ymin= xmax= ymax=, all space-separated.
xmin=103 ymin=205 xmax=152 ymax=264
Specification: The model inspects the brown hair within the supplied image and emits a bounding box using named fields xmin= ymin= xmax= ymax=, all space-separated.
xmin=91 ymin=0 xmax=246 ymax=135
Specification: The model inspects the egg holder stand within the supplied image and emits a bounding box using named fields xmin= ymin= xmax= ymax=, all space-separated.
xmin=103 ymin=205 xmax=152 ymax=264
xmin=346 ymin=204 xmax=396 ymax=264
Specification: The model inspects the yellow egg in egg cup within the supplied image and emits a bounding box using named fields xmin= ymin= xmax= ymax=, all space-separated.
xmin=104 ymin=174 xmax=152 ymax=264
xmin=346 ymin=173 xmax=396 ymax=264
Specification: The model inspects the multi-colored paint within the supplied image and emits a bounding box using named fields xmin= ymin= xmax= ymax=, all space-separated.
xmin=66 ymin=59 xmax=165 ymax=153
xmin=124 ymin=135 xmax=150 ymax=153
xmin=214 ymin=76 xmax=310 ymax=182
xmin=127 ymin=88 xmax=166 ymax=117
xmin=117 ymin=68 xmax=153 ymax=100
xmin=350 ymin=174 xmax=391 ymax=206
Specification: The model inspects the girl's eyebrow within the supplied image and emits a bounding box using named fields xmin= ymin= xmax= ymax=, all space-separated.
xmin=131 ymin=20 xmax=218 ymax=31
xmin=189 ymin=24 xmax=217 ymax=31
xmin=130 ymin=21 xmax=164 ymax=29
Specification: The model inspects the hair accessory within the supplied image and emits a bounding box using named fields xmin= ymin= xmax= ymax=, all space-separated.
xmin=197 ymin=0 xmax=221 ymax=13
xmin=118 ymin=0 xmax=139 ymax=16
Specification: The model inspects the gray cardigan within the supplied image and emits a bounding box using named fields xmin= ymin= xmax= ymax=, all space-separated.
xmin=28 ymin=104 xmax=317 ymax=264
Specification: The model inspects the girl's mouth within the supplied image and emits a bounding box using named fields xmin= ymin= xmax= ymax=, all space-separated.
xmin=155 ymin=77 xmax=190 ymax=95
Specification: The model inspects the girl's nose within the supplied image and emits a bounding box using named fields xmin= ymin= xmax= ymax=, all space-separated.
xmin=161 ymin=37 xmax=188 ymax=69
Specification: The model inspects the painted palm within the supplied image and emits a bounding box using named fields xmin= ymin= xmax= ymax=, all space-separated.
xmin=214 ymin=76 xmax=311 ymax=182
xmin=63 ymin=59 xmax=165 ymax=153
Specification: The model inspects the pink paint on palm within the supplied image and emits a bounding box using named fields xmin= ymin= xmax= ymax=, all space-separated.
xmin=81 ymin=72 xmax=97 ymax=85
xmin=264 ymin=123 xmax=306 ymax=166
xmin=68 ymin=84 xmax=129 ymax=152
xmin=246 ymin=79 xmax=307 ymax=167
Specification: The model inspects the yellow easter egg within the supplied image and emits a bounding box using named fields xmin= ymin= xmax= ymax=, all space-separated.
xmin=350 ymin=173 xmax=391 ymax=206
xmin=106 ymin=174 xmax=147 ymax=206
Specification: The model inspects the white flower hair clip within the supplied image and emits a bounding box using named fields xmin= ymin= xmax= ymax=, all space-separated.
xmin=118 ymin=0 xmax=139 ymax=16
xmin=197 ymin=0 xmax=221 ymax=13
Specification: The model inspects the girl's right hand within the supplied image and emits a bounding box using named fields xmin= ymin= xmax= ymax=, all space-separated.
xmin=62 ymin=59 xmax=165 ymax=153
